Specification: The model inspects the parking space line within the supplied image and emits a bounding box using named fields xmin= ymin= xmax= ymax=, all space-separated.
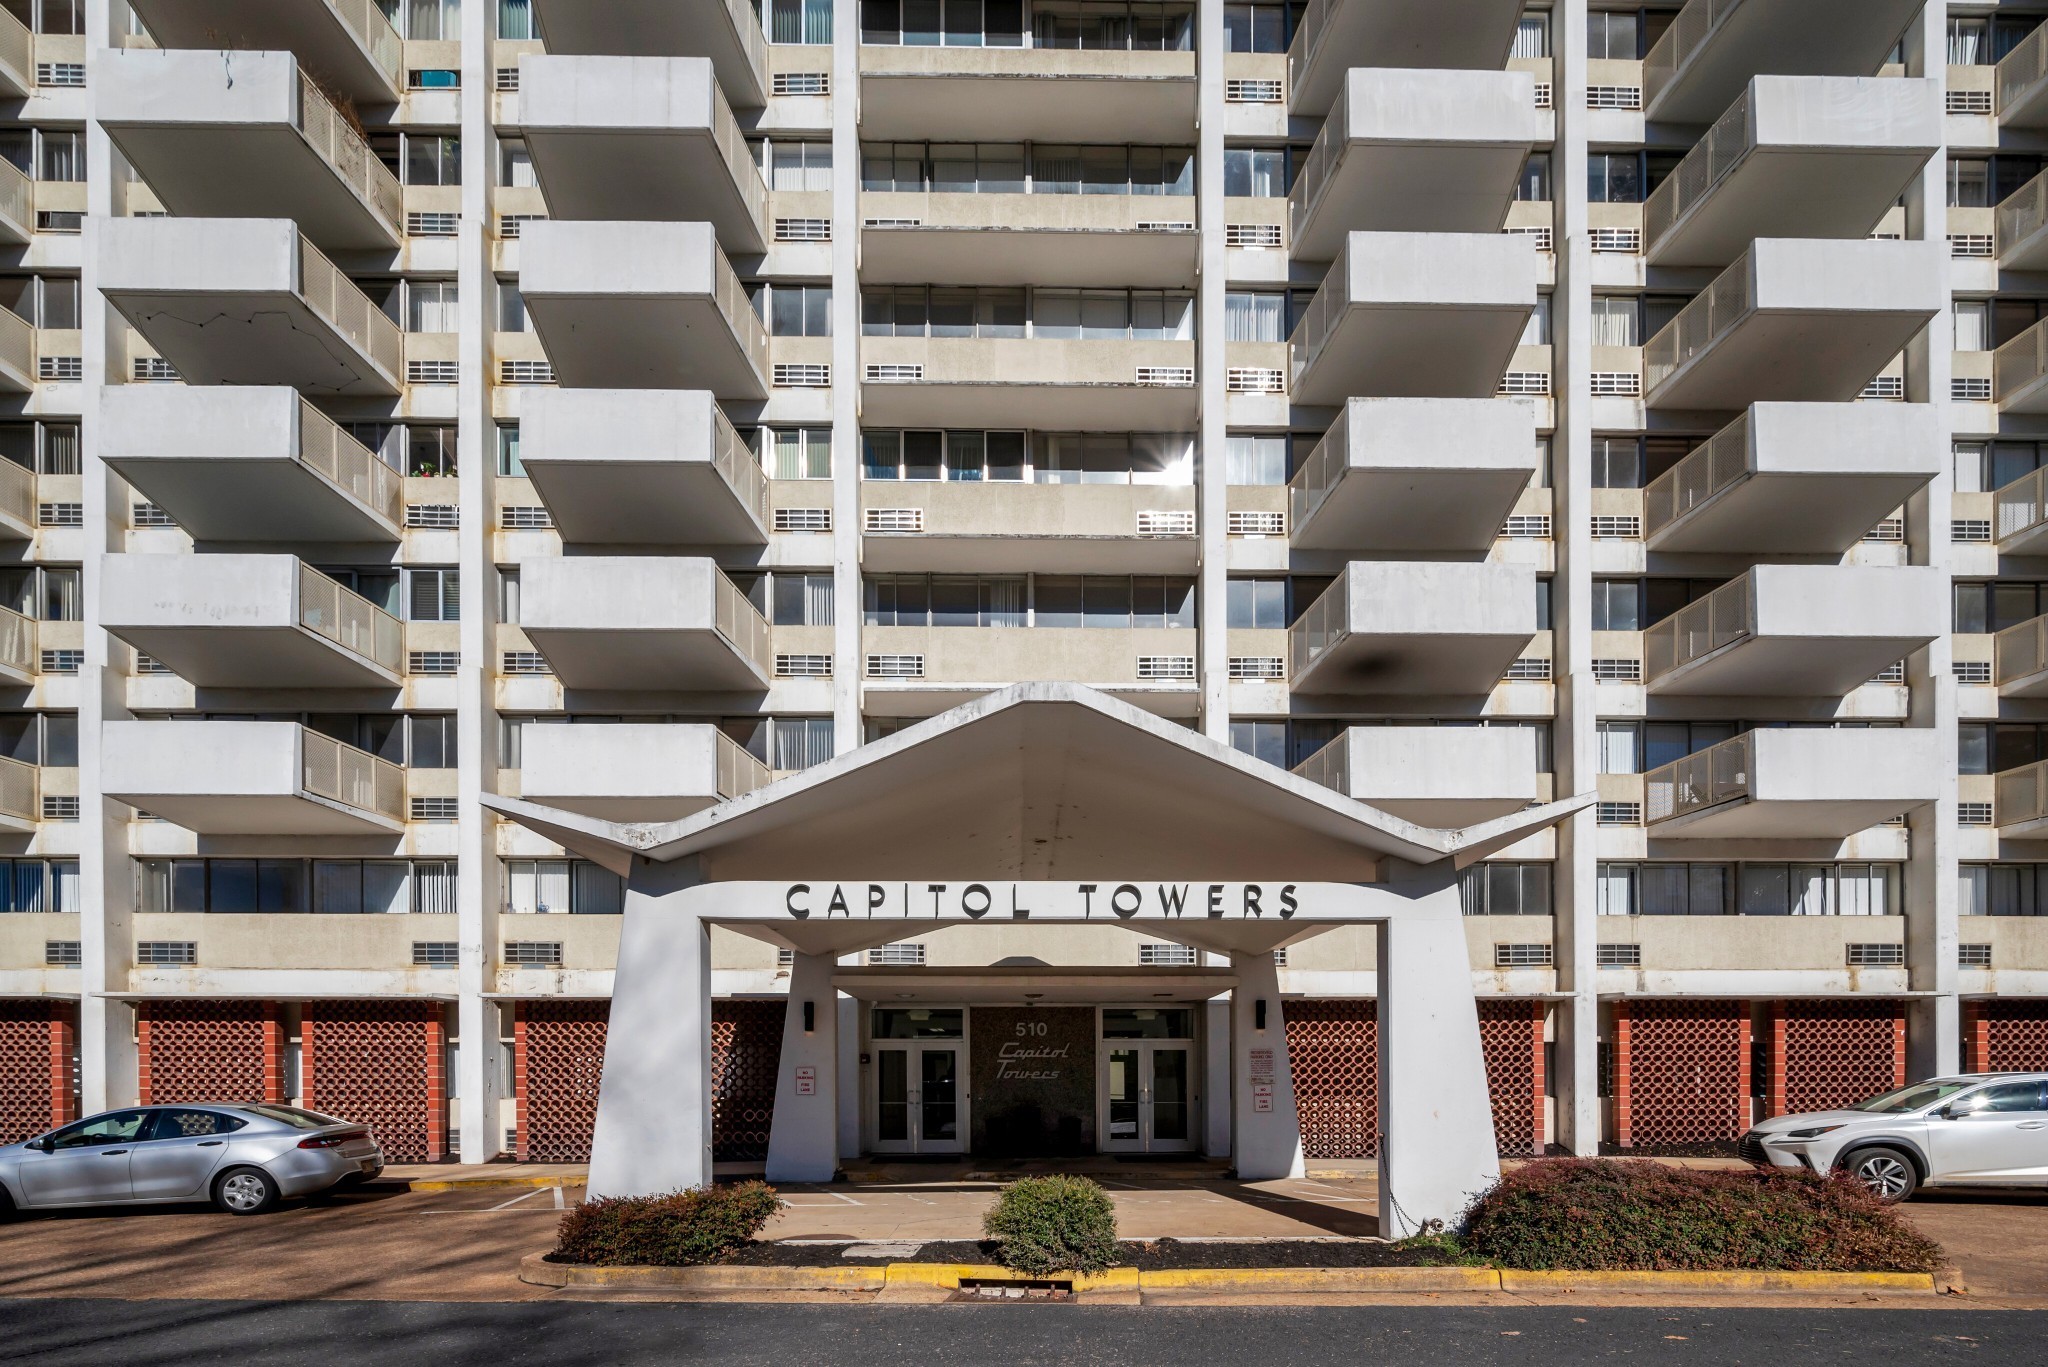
xmin=487 ymin=1188 xmax=548 ymax=1211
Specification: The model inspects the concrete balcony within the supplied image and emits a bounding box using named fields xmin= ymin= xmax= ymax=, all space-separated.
xmin=1290 ymin=68 xmax=1545 ymax=258
xmin=517 ymin=557 xmax=772 ymax=691
xmin=1644 ymin=728 xmax=1939 ymax=838
xmin=1642 ymin=0 xmax=1923 ymax=125
xmin=859 ymin=627 xmax=1199 ymax=718
xmin=859 ymin=46 xmax=1197 ymax=143
xmin=1642 ymin=239 xmax=1942 ymax=410
xmin=0 ymin=156 xmax=33 ymax=246
xmin=0 ymin=308 xmax=32 ymax=393
xmin=1997 ymin=168 xmax=2048 ymax=272
xmin=1289 ymin=561 xmax=1535 ymax=695
xmin=100 ymin=387 xmax=402 ymax=543
xmin=0 ymin=604 xmax=34 ymax=687
xmin=859 ymin=196 xmax=1198 ymax=289
xmin=859 ymin=338 xmax=1198 ymax=429
xmin=518 ymin=389 xmax=768 ymax=547
xmin=518 ymin=56 xmax=767 ymax=252
xmin=0 ymin=457 xmax=34 ymax=541
xmin=859 ymin=483 xmax=1198 ymax=574
xmin=99 ymin=50 xmax=404 ymax=252
xmin=127 ymin=0 xmax=405 ymax=104
xmin=1643 ymin=565 xmax=1945 ymax=697
xmin=1996 ymin=757 xmax=2048 ymax=837
xmin=1293 ymin=725 xmax=1539 ymax=826
xmin=520 ymin=221 xmax=768 ymax=398
xmin=1642 ymin=76 xmax=1940 ymax=268
xmin=2002 ymin=23 xmax=2048 ymax=130
xmin=1290 ymin=232 xmax=1536 ymax=405
xmin=516 ymin=723 xmax=771 ymax=822
xmin=1288 ymin=0 xmax=1526 ymax=115
xmin=100 ymin=554 xmax=403 ymax=688
xmin=96 ymin=218 xmax=403 ymax=397
xmin=1992 ymin=319 xmax=2048 ymax=416
xmin=0 ymin=8 xmax=29 ymax=100
xmin=1992 ymin=468 xmax=2048 ymax=559
xmin=0 ymin=754 xmax=36 ymax=834
xmin=530 ymin=0 xmax=768 ymax=108
xmin=1288 ymin=397 xmax=1538 ymax=552
xmin=103 ymin=720 xmax=403 ymax=834
xmin=1993 ymin=616 xmax=2048 ymax=698
xmin=1643 ymin=402 xmax=1941 ymax=554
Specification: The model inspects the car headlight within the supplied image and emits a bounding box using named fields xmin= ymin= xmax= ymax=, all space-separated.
xmin=1783 ymin=1125 xmax=1845 ymax=1140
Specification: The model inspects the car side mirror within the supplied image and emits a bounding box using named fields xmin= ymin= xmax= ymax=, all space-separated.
xmin=29 ymin=1137 xmax=53 ymax=1152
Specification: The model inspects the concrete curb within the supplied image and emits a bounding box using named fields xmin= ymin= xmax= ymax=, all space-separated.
xmin=518 ymin=1254 xmax=1937 ymax=1297
xmin=388 ymin=1176 xmax=573 ymax=1193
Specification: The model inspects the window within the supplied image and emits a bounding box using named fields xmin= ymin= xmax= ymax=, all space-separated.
xmin=1230 ymin=720 xmax=1287 ymax=767
xmin=1590 ymin=295 xmax=1641 ymax=348
xmin=405 ymin=568 xmax=461 ymax=622
xmin=1588 ymin=151 xmax=1679 ymax=205
xmin=496 ymin=424 xmax=523 ymax=477
xmin=1224 ymin=292 xmax=1300 ymax=344
xmin=733 ymin=571 xmax=836 ymax=626
xmin=1955 ymin=582 xmax=2048 ymax=634
xmin=1226 ymin=578 xmax=1288 ymax=629
xmin=505 ymin=859 xmax=625 ymax=914
xmin=496 ymin=281 xmax=528 ymax=333
xmin=1459 ymin=863 xmax=1552 ymax=917
xmin=0 ymin=422 xmax=76 ymax=476
xmin=0 ymin=858 xmax=77 ymax=912
xmin=0 ymin=276 xmax=78 ymax=329
xmin=1222 ymin=147 xmax=1289 ymax=198
xmin=0 ymin=567 xmax=79 ymax=622
xmin=1520 ymin=294 xmax=1552 ymax=346
xmin=382 ymin=0 xmax=461 ymax=40
xmin=865 ymin=574 xmax=1193 ymax=627
xmin=1955 ymin=300 xmax=1991 ymax=353
xmin=496 ymin=0 xmax=532 ymax=39
xmin=1222 ymin=3 xmax=1292 ymax=53
xmin=30 ymin=129 xmax=82 ymax=183
xmin=863 ymin=430 xmax=1188 ymax=484
xmin=1586 ymin=10 xmax=1638 ymax=60
xmin=770 ymin=0 xmax=833 ymax=44
xmin=1225 ymin=434 xmax=1289 ymax=486
xmin=1949 ymin=15 xmax=2044 ymax=66
xmin=408 ymin=281 xmax=461 ymax=334
xmin=1961 ymin=864 xmax=2048 ymax=916
xmin=1599 ymin=862 xmax=1893 ymax=916
xmin=758 ymin=139 xmax=834 ymax=191
xmin=498 ymin=140 xmax=536 ymax=190
xmin=860 ymin=286 xmax=1193 ymax=340
xmin=1590 ymin=577 xmax=1724 ymax=631
xmin=0 ymin=713 xmax=75 ymax=767
xmin=861 ymin=0 xmax=1190 ymax=49
xmin=860 ymin=142 xmax=1192 ymax=195
xmin=373 ymin=134 xmax=462 ymax=187
xmin=751 ymin=282 xmax=833 ymax=337
xmin=1515 ymin=152 xmax=1551 ymax=203
xmin=757 ymin=427 xmax=832 ymax=480
xmin=723 ymin=715 xmax=836 ymax=771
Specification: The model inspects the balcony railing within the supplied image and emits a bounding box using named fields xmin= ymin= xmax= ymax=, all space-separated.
xmin=1642 ymin=573 xmax=1755 ymax=683
xmin=1288 ymin=570 xmax=1349 ymax=679
xmin=710 ymin=79 xmax=767 ymax=235
xmin=1644 ymin=729 xmax=1752 ymax=823
xmin=711 ymin=236 xmax=769 ymax=380
xmin=297 ymin=398 xmax=401 ymax=525
xmin=333 ymin=0 xmax=405 ymax=94
xmin=712 ymin=405 xmax=771 ymax=532
xmin=1997 ymin=466 xmax=2048 ymax=547
xmin=1996 ymin=613 xmax=2048 ymax=686
xmin=0 ymin=5 xmax=26 ymax=89
xmin=1643 ymin=248 xmax=1751 ymax=394
xmin=713 ymin=569 xmax=773 ymax=680
xmin=295 ymin=562 xmax=403 ymax=674
xmin=2001 ymin=21 xmax=2048 ymax=114
xmin=1643 ymin=0 xmax=1743 ymax=112
xmin=299 ymin=726 xmax=404 ymax=822
xmin=1291 ymin=733 xmax=1347 ymax=794
xmin=0 ymin=453 xmax=31 ymax=530
xmin=1996 ymin=316 xmax=2048 ymax=404
xmin=0 ymin=602 xmax=34 ymax=678
xmin=1643 ymin=87 xmax=1751 ymax=248
xmin=1999 ymin=167 xmax=2048 ymax=254
xmin=0 ymin=753 xmax=34 ymax=823
xmin=297 ymin=233 xmax=403 ymax=381
xmin=1289 ymin=0 xmax=1335 ymax=74
xmin=1288 ymin=246 xmax=1351 ymax=386
xmin=1288 ymin=82 xmax=1348 ymax=235
xmin=1288 ymin=419 xmax=1350 ymax=531
xmin=0 ymin=305 xmax=32 ymax=382
xmin=0 ymin=155 xmax=28 ymax=234
xmin=716 ymin=730 xmax=773 ymax=801
xmin=1644 ymin=410 xmax=1749 ymax=539
xmin=297 ymin=71 xmax=403 ymax=231
xmin=1997 ymin=756 xmax=2048 ymax=828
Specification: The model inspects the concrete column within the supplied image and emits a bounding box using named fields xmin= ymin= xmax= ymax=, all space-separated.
xmin=1194 ymin=0 xmax=1229 ymax=742
xmin=827 ymin=2 xmax=862 ymax=753
xmin=836 ymin=994 xmax=861 ymax=1160
xmin=1226 ymin=950 xmax=1302 ymax=1180
xmin=765 ymin=952 xmax=840 ymax=1181
xmin=587 ymin=859 xmax=710 ymax=1198
xmin=1202 ymin=997 xmax=1231 ymax=1159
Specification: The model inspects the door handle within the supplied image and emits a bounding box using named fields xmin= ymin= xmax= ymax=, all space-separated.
xmin=2019 ymin=1121 xmax=2047 ymax=1131
xmin=197 ymin=1140 xmax=225 ymax=1147
xmin=101 ymin=1150 xmax=129 ymax=1157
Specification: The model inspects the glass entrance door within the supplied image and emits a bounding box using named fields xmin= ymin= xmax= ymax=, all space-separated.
xmin=871 ymin=1043 xmax=968 ymax=1154
xmin=1099 ymin=1042 xmax=1197 ymax=1154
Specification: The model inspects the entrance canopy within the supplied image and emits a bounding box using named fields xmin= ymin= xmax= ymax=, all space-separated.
xmin=485 ymin=683 xmax=1592 ymax=883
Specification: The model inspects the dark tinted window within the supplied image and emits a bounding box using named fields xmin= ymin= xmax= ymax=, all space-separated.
xmin=146 ymin=1109 xmax=247 ymax=1140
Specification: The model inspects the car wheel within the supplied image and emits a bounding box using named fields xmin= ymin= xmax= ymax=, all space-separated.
xmin=213 ymin=1167 xmax=281 ymax=1216
xmin=0 ymin=1184 xmax=15 ymax=1221
xmin=1841 ymin=1145 xmax=1919 ymax=1203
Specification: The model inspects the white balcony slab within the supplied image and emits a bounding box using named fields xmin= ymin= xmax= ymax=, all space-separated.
xmin=1295 ymin=726 xmax=1539 ymax=826
xmin=127 ymin=0 xmax=406 ymax=104
xmin=1288 ymin=0 xmax=1526 ymax=115
xmin=859 ymin=203 xmax=1198 ymax=289
xmin=858 ymin=483 xmax=1199 ymax=574
xmin=1644 ymin=76 xmax=1940 ymax=268
xmin=95 ymin=217 xmax=403 ymax=397
xmin=99 ymin=49 xmax=403 ymax=252
xmin=517 ymin=723 xmax=769 ymax=822
xmin=103 ymin=720 xmax=403 ymax=835
xmin=1291 ymin=232 xmax=1537 ymax=405
xmin=1289 ymin=397 xmax=1538 ymax=552
xmin=100 ymin=386 xmax=402 ymax=543
xmin=1644 ymin=727 xmax=1939 ymax=839
xmin=1290 ymin=561 xmax=1536 ymax=695
xmin=1644 ymin=402 xmax=1941 ymax=554
xmin=859 ymin=338 xmax=1200 ymax=429
xmin=531 ymin=0 xmax=767 ymax=107
xmin=858 ymin=47 xmax=1197 ymax=143
xmin=517 ymin=557 xmax=771 ymax=691
xmin=520 ymin=221 xmax=769 ymax=398
xmin=1644 ymin=564 xmax=1945 ymax=697
xmin=1643 ymin=0 xmax=1923 ymax=125
xmin=519 ymin=389 xmax=768 ymax=547
xmin=518 ymin=56 xmax=766 ymax=251
xmin=1291 ymin=68 xmax=1546 ymax=258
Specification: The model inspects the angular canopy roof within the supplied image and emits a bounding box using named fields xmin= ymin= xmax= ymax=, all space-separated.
xmin=485 ymin=683 xmax=1592 ymax=883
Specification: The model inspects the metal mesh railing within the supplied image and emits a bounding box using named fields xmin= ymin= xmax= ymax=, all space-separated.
xmin=298 ymin=398 xmax=401 ymax=525
xmin=1644 ymin=249 xmax=1751 ymax=395
xmin=0 ymin=5 xmax=27 ymax=88
xmin=1644 ymin=0 xmax=1744 ymax=112
xmin=711 ymin=238 xmax=769 ymax=382
xmin=1290 ymin=0 xmax=1333 ymax=72
xmin=1644 ymin=89 xmax=1751 ymax=248
xmin=1997 ymin=466 xmax=2048 ymax=546
xmin=1996 ymin=316 xmax=2048 ymax=405
xmin=0 ymin=305 xmax=32 ymax=384
xmin=711 ymin=83 xmax=767 ymax=238
xmin=2001 ymin=21 xmax=2048 ymax=114
xmin=713 ymin=570 xmax=773 ymax=681
xmin=1645 ymin=411 xmax=1750 ymax=539
xmin=1997 ymin=614 xmax=2048 ymax=687
xmin=712 ymin=406 xmax=771 ymax=533
xmin=1289 ymin=571 xmax=1350 ymax=679
xmin=0 ymin=604 xmax=30 ymax=679
xmin=1289 ymin=77 xmax=1347 ymax=234
xmin=1644 ymin=730 xmax=1751 ymax=824
xmin=0 ymin=753 xmax=34 ymax=823
xmin=1999 ymin=168 xmax=2048 ymax=257
xmin=1289 ymin=240 xmax=1351 ymax=386
xmin=299 ymin=726 xmax=404 ymax=822
xmin=295 ymin=562 xmax=403 ymax=675
xmin=298 ymin=72 xmax=402 ymax=233
xmin=1292 ymin=732 xmax=1349 ymax=794
xmin=1643 ymin=573 xmax=1755 ymax=684
xmin=297 ymin=234 xmax=403 ymax=382
xmin=333 ymin=0 xmax=404 ymax=93
xmin=1997 ymin=756 xmax=2048 ymax=828
xmin=0 ymin=455 xmax=31 ymax=531
xmin=0 ymin=156 xmax=28 ymax=236
xmin=1288 ymin=418 xmax=1349 ymax=531
xmin=716 ymin=731 xmax=773 ymax=800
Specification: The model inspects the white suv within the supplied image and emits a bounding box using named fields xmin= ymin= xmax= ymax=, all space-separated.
xmin=1740 ymin=1073 xmax=2048 ymax=1201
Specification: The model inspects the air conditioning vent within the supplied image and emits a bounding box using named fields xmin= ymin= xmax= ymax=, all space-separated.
xmin=1846 ymin=943 xmax=1904 ymax=968
xmin=408 ymin=360 xmax=459 ymax=385
xmin=499 ymin=506 xmax=555 ymax=530
xmin=1228 ymin=657 xmax=1283 ymax=681
xmin=1226 ymin=510 xmax=1284 ymax=537
xmin=862 ymin=364 xmax=920 ymax=383
xmin=1136 ymin=656 xmax=1196 ymax=681
xmin=44 ymin=940 xmax=81 ymax=967
xmin=1135 ymin=366 xmax=1195 ymax=386
xmin=1226 ymin=367 xmax=1285 ymax=393
xmin=1137 ymin=510 xmax=1196 ymax=536
xmin=865 ymin=507 xmax=925 ymax=533
xmin=499 ymin=360 xmax=556 ymax=385
xmin=1493 ymin=943 xmax=1554 ymax=968
xmin=866 ymin=654 xmax=925 ymax=679
xmin=775 ymin=218 xmax=830 ymax=242
xmin=1597 ymin=943 xmax=1642 ymax=968
xmin=775 ymin=507 xmax=831 ymax=533
xmin=494 ymin=67 xmax=519 ymax=92
xmin=1591 ymin=658 xmax=1642 ymax=683
xmin=501 ymin=651 xmax=553 ymax=676
xmin=409 ymin=651 xmax=460 ymax=675
xmin=776 ymin=653 xmax=833 ymax=678
xmin=504 ymin=941 xmax=566 ymax=967
xmin=406 ymin=504 xmax=459 ymax=529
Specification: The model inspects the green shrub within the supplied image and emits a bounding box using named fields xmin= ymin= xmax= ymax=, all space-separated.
xmin=982 ymin=1175 xmax=1122 ymax=1275
xmin=553 ymin=1181 xmax=781 ymax=1267
xmin=1459 ymin=1159 xmax=1943 ymax=1273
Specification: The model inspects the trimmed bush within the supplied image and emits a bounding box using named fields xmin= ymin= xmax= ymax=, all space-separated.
xmin=982 ymin=1175 xmax=1122 ymax=1275
xmin=1460 ymin=1159 xmax=1943 ymax=1273
xmin=553 ymin=1181 xmax=781 ymax=1267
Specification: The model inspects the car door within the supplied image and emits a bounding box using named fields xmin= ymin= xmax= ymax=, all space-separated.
xmin=129 ymin=1108 xmax=244 ymax=1201
xmin=15 ymin=1110 xmax=150 ymax=1207
xmin=1924 ymin=1081 xmax=2048 ymax=1182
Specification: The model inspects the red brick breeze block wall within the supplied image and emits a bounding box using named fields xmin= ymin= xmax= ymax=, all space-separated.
xmin=0 ymin=1001 xmax=75 ymax=1142
xmin=137 ymin=1000 xmax=282 ymax=1106
xmin=1965 ymin=999 xmax=2048 ymax=1072
xmin=304 ymin=1001 xmax=445 ymax=1162
xmin=1766 ymin=999 xmax=1905 ymax=1117
xmin=1614 ymin=999 xmax=1751 ymax=1148
xmin=711 ymin=1000 xmax=784 ymax=1163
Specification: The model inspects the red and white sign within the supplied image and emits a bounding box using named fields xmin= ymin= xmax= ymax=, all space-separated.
xmin=794 ymin=1066 xmax=816 ymax=1096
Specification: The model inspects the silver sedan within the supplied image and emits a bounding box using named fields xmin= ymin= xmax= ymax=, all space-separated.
xmin=0 ymin=1103 xmax=384 ymax=1216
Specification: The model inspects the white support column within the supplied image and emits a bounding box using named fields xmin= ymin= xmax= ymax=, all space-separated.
xmin=1202 ymin=996 xmax=1231 ymax=1159
xmin=1227 ymin=950 xmax=1302 ymax=1180
xmin=765 ymin=952 xmax=840 ymax=1181
xmin=828 ymin=4 xmax=863 ymax=753
xmin=836 ymin=994 xmax=861 ymax=1160
xmin=1194 ymin=0 xmax=1230 ymax=742
xmin=587 ymin=859 xmax=711 ymax=1198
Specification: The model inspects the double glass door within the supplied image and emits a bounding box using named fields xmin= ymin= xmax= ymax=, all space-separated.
xmin=1101 ymin=1043 xmax=1195 ymax=1153
xmin=872 ymin=1043 xmax=966 ymax=1154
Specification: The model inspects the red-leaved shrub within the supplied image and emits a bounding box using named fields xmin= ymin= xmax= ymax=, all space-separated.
xmin=553 ymin=1181 xmax=781 ymax=1267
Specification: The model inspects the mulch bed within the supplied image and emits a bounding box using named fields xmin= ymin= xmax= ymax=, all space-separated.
xmin=1596 ymin=1140 xmax=1743 ymax=1159
xmin=721 ymin=1237 xmax=1444 ymax=1269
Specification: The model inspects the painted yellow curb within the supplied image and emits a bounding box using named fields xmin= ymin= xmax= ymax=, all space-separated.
xmin=403 ymin=1176 xmax=573 ymax=1193
xmin=1496 ymin=1269 xmax=1937 ymax=1294
xmin=1138 ymin=1266 xmax=1497 ymax=1293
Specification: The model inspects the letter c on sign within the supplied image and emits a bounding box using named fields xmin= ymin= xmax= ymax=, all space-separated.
xmin=786 ymin=884 xmax=810 ymax=918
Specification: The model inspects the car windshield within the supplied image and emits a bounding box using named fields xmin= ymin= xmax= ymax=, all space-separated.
xmin=232 ymin=1104 xmax=350 ymax=1130
xmin=1851 ymin=1081 xmax=1981 ymax=1114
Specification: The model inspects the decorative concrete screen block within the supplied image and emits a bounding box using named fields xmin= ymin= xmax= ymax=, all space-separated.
xmin=1966 ymin=999 xmax=2048 ymax=1072
xmin=516 ymin=999 xmax=609 ymax=1162
xmin=1615 ymin=999 xmax=1750 ymax=1149
xmin=1768 ymin=998 xmax=1905 ymax=1117
xmin=0 ymin=1000 xmax=75 ymax=1142
xmin=304 ymin=1000 xmax=444 ymax=1162
xmin=138 ymin=1000 xmax=281 ymax=1107
xmin=710 ymin=1000 xmax=783 ymax=1162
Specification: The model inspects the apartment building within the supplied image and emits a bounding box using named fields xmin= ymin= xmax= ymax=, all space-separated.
xmin=0 ymin=0 xmax=2040 ymax=1172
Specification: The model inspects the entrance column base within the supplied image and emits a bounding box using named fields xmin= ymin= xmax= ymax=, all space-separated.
xmin=766 ymin=953 xmax=840 ymax=1182
xmin=1228 ymin=951 xmax=1304 ymax=1181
